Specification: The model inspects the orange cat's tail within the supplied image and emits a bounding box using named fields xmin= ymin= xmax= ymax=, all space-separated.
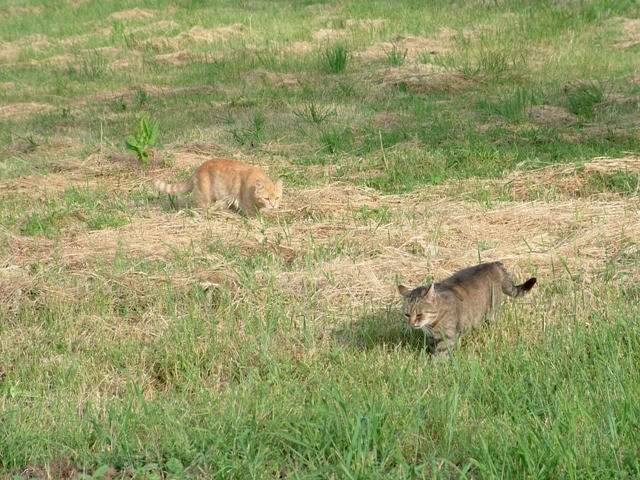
xmin=154 ymin=178 xmax=194 ymax=195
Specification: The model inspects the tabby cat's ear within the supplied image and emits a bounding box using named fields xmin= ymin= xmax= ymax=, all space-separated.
xmin=275 ymin=179 xmax=283 ymax=191
xmin=255 ymin=180 xmax=264 ymax=191
xmin=422 ymin=284 xmax=436 ymax=299
xmin=397 ymin=284 xmax=411 ymax=297
xmin=418 ymin=284 xmax=435 ymax=298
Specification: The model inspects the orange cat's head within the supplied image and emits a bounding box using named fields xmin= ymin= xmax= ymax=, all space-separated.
xmin=254 ymin=179 xmax=283 ymax=210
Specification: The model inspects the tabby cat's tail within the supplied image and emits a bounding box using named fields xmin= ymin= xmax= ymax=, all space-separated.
xmin=154 ymin=178 xmax=194 ymax=195
xmin=502 ymin=276 xmax=537 ymax=298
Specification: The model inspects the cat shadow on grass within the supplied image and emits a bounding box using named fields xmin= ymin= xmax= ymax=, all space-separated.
xmin=332 ymin=305 xmax=433 ymax=352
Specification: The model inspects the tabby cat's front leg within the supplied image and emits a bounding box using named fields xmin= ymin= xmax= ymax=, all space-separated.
xmin=434 ymin=333 xmax=456 ymax=354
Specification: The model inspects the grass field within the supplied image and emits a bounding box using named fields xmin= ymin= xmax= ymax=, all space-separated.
xmin=1 ymin=0 xmax=640 ymax=478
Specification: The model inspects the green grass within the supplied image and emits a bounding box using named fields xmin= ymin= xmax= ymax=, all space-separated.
xmin=1 ymin=0 xmax=640 ymax=478
xmin=320 ymin=44 xmax=350 ymax=74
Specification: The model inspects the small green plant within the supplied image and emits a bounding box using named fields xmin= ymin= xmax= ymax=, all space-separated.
xmin=9 ymin=131 xmax=39 ymax=152
xmin=565 ymin=81 xmax=605 ymax=117
xmin=481 ymin=87 xmax=532 ymax=124
xmin=79 ymin=52 xmax=108 ymax=79
xmin=385 ymin=45 xmax=408 ymax=66
xmin=125 ymin=115 xmax=159 ymax=165
xmin=111 ymin=20 xmax=125 ymax=44
xmin=78 ymin=465 xmax=112 ymax=480
xmin=321 ymin=44 xmax=349 ymax=74
xmin=230 ymin=111 xmax=266 ymax=146
xmin=319 ymin=126 xmax=353 ymax=153
xmin=434 ymin=50 xmax=480 ymax=79
xmin=293 ymin=102 xmax=337 ymax=125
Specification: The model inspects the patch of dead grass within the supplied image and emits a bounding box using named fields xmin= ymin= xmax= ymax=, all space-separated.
xmin=152 ymin=50 xmax=223 ymax=66
xmin=0 ymin=6 xmax=42 ymax=16
xmin=107 ymin=7 xmax=156 ymax=21
xmin=312 ymin=28 xmax=347 ymax=43
xmin=0 ymin=102 xmax=55 ymax=120
xmin=530 ymin=105 xmax=577 ymax=127
xmin=78 ymin=84 xmax=218 ymax=106
xmin=584 ymin=156 xmax=640 ymax=175
xmin=143 ymin=23 xmax=246 ymax=51
xmin=2 ymin=151 xmax=638 ymax=325
xmin=345 ymin=19 xmax=388 ymax=29
xmin=108 ymin=53 xmax=142 ymax=70
xmin=613 ymin=17 xmax=640 ymax=49
xmin=284 ymin=41 xmax=315 ymax=55
xmin=0 ymin=81 xmax=15 ymax=91
xmin=256 ymin=69 xmax=302 ymax=89
xmin=357 ymin=28 xmax=457 ymax=63
xmin=0 ymin=34 xmax=51 ymax=63
xmin=34 ymin=176 xmax=637 ymax=318
xmin=377 ymin=63 xmax=469 ymax=93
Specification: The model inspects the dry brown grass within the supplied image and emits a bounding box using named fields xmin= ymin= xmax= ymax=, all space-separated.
xmin=312 ymin=28 xmax=347 ymax=43
xmin=613 ymin=17 xmax=640 ymax=49
xmin=530 ymin=105 xmax=577 ymax=127
xmin=151 ymin=50 xmax=223 ymax=66
xmin=4 ymin=155 xmax=636 ymax=325
xmin=357 ymin=28 xmax=457 ymax=64
xmin=77 ymin=84 xmax=218 ymax=106
xmin=377 ymin=64 xmax=470 ymax=93
xmin=107 ymin=8 xmax=156 ymax=21
xmin=0 ymin=34 xmax=50 ymax=63
xmin=284 ymin=41 xmax=316 ymax=55
xmin=142 ymin=24 xmax=247 ymax=52
xmin=0 ymin=102 xmax=55 ymax=120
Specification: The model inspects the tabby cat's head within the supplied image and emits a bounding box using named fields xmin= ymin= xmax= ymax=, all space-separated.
xmin=254 ymin=179 xmax=283 ymax=210
xmin=397 ymin=284 xmax=438 ymax=329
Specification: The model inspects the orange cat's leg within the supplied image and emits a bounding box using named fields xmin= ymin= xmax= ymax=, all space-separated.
xmin=193 ymin=190 xmax=208 ymax=208
xmin=242 ymin=203 xmax=258 ymax=217
xmin=193 ymin=177 xmax=215 ymax=208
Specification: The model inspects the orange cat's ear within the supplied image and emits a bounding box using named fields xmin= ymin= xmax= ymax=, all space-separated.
xmin=255 ymin=180 xmax=264 ymax=191
xmin=275 ymin=179 xmax=283 ymax=191
xmin=397 ymin=284 xmax=411 ymax=297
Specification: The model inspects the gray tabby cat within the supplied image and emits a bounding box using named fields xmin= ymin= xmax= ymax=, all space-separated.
xmin=397 ymin=262 xmax=536 ymax=354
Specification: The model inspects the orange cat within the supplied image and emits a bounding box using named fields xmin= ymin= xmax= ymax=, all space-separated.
xmin=154 ymin=158 xmax=283 ymax=216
